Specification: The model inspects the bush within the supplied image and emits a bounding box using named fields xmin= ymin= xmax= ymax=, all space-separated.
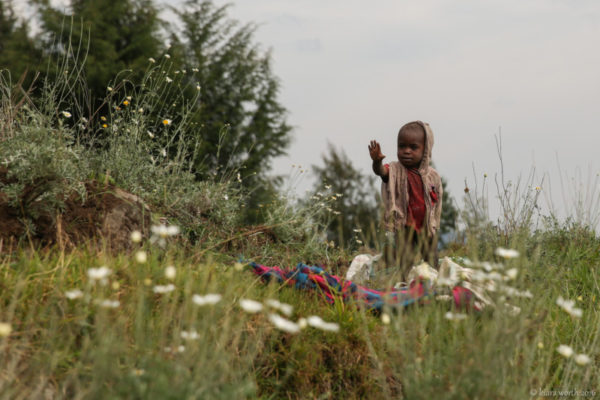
xmin=0 ymin=99 xmax=88 ymax=228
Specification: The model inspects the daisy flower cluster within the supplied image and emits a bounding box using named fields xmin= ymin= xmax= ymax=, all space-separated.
xmin=429 ymin=249 xmax=529 ymax=315
xmin=553 ymin=297 xmax=591 ymax=367
xmin=239 ymin=297 xmax=340 ymax=334
xmin=62 ymin=265 xmax=121 ymax=309
xmin=431 ymin=249 xmax=593 ymax=368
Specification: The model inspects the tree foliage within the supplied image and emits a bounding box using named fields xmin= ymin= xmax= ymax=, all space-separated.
xmin=34 ymin=0 xmax=162 ymax=106
xmin=439 ymin=175 xmax=459 ymax=244
xmin=311 ymin=143 xmax=379 ymax=248
xmin=0 ymin=1 xmax=40 ymax=87
xmin=168 ymin=0 xmax=291 ymax=180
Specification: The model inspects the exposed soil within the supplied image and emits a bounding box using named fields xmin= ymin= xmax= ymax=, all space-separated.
xmin=0 ymin=169 xmax=151 ymax=252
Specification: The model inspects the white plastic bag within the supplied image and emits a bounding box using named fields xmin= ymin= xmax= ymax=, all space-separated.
xmin=345 ymin=253 xmax=382 ymax=284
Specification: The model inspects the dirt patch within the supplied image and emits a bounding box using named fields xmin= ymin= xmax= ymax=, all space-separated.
xmin=0 ymin=170 xmax=151 ymax=251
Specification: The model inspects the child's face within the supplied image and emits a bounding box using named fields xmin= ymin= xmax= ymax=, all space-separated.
xmin=397 ymin=129 xmax=425 ymax=169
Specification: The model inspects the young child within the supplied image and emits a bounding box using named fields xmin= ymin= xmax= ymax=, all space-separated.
xmin=368 ymin=121 xmax=443 ymax=278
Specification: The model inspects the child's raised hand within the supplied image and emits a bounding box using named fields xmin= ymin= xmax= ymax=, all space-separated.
xmin=368 ymin=140 xmax=385 ymax=162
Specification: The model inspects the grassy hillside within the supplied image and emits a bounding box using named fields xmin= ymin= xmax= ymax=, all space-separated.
xmin=0 ymin=223 xmax=598 ymax=399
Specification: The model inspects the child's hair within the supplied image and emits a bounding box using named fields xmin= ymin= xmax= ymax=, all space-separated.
xmin=397 ymin=121 xmax=425 ymax=143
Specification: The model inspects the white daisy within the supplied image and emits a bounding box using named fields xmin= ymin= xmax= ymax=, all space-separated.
xmin=151 ymin=224 xmax=180 ymax=238
xmin=495 ymin=247 xmax=520 ymax=259
xmin=135 ymin=251 xmax=147 ymax=264
xmin=265 ymin=299 xmax=293 ymax=317
xmin=268 ymin=314 xmax=300 ymax=333
xmin=130 ymin=230 xmax=142 ymax=243
xmin=65 ymin=289 xmax=84 ymax=300
xmin=381 ymin=313 xmax=391 ymax=325
xmin=180 ymin=330 xmax=200 ymax=340
xmin=153 ymin=284 xmax=175 ymax=294
xmin=306 ymin=315 xmax=340 ymax=332
xmin=505 ymin=268 xmax=518 ymax=280
xmin=556 ymin=296 xmax=583 ymax=318
xmin=150 ymin=224 xmax=180 ymax=247
xmin=239 ymin=299 xmax=263 ymax=313
xmin=165 ymin=266 xmax=176 ymax=280
xmin=0 ymin=322 xmax=12 ymax=337
xmin=88 ymin=266 xmax=111 ymax=282
xmin=192 ymin=293 xmax=222 ymax=306
xmin=501 ymin=286 xmax=533 ymax=298
xmin=574 ymin=353 xmax=591 ymax=366
xmin=557 ymin=344 xmax=574 ymax=358
xmin=97 ymin=299 xmax=120 ymax=308
xmin=444 ymin=312 xmax=468 ymax=321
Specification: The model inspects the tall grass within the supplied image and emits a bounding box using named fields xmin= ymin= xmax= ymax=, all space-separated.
xmin=1 ymin=219 xmax=598 ymax=398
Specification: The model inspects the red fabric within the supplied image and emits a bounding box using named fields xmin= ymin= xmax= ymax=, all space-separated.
xmin=406 ymin=169 xmax=426 ymax=232
xmin=452 ymin=286 xmax=482 ymax=311
xmin=430 ymin=188 xmax=438 ymax=204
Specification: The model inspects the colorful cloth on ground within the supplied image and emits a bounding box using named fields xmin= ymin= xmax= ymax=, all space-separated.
xmin=249 ymin=261 xmax=480 ymax=311
xmin=249 ymin=262 xmax=433 ymax=311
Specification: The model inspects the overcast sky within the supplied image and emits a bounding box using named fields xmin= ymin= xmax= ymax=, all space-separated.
xmin=188 ymin=0 xmax=600 ymax=225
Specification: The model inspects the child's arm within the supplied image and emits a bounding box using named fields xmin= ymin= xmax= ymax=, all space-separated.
xmin=368 ymin=140 xmax=389 ymax=182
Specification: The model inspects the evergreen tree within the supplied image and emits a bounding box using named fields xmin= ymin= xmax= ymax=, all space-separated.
xmin=33 ymin=0 xmax=162 ymax=106
xmin=170 ymin=0 xmax=291 ymax=180
xmin=0 ymin=0 xmax=40 ymax=88
xmin=439 ymin=175 xmax=459 ymax=245
xmin=311 ymin=143 xmax=379 ymax=248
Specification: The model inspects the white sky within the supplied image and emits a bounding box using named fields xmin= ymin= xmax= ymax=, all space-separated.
xmin=193 ymin=0 xmax=600 ymax=225
xmin=17 ymin=0 xmax=600 ymax=225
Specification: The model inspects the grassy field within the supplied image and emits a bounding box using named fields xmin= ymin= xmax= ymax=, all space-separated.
xmin=0 ymin=220 xmax=598 ymax=399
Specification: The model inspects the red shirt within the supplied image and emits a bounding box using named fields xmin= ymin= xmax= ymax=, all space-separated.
xmin=406 ymin=168 xmax=426 ymax=232
xmin=384 ymin=164 xmax=427 ymax=232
